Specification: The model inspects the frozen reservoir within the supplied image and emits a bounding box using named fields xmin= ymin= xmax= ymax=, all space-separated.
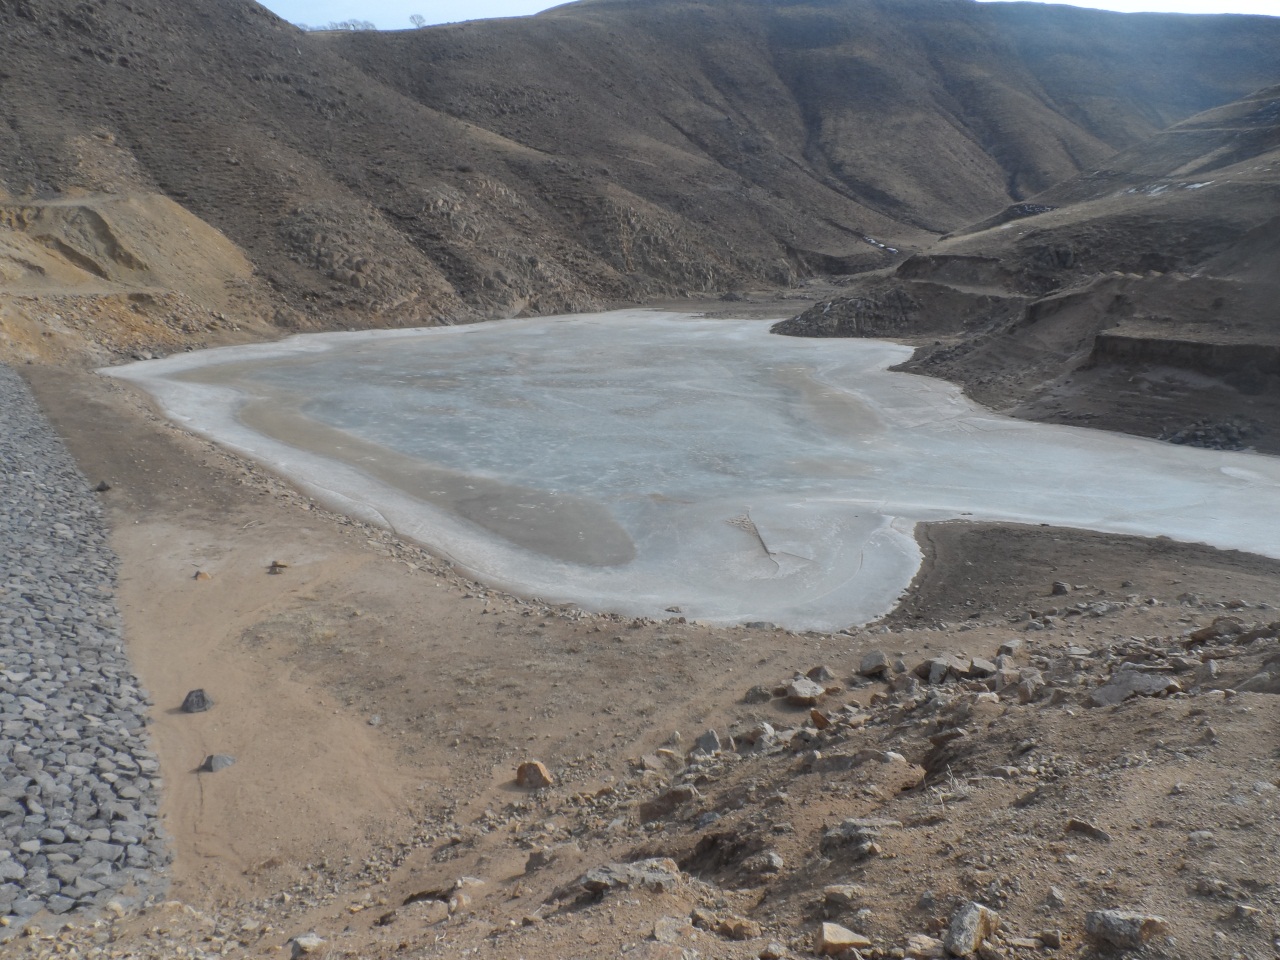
xmin=106 ymin=309 xmax=1280 ymax=630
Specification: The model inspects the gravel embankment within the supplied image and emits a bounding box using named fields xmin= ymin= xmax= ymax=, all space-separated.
xmin=0 ymin=364 xmax=167 ymax=931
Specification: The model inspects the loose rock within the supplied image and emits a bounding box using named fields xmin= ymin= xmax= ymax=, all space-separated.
xmin=859 ymin=650 xmax=891 ymax=677
xmin=290 ymin=932 xmax=326 ymax=957
xmin=1087 ymin=671 xmax=1180 ymax=707
xmin=1084 ymin=909 xmax=1169 ymax=948
xmin=181 ymin=688 xmax=213 ymax=713
xmin=817 ymin=921 xmax=871 ymax=955
xmin=515 ymin=760 xmax=554 ymax=788
xmin=786 ymin=676 xmax=826 ymax=706
xmin=944 ymin=901 xmax=1000 ymax=957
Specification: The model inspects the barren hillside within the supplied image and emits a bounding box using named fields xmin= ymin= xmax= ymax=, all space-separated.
xmin=2 ymin=0 xmax=1279 ymax=357
xmin=3 ymin=4 xmax=1280 ymax=958
xmin=776 ymin=83 xmax=1280 ymax=454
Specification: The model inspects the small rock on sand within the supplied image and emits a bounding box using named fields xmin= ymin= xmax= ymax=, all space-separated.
xmin=201 ymin=754 xmax=236 ymax=773
xmin=515 ymin=760 xmax=554 ymax=788
xmin=816 ymin=921 xmax=871 ymax=955
xmin=181 ymin=688 xmax=212 ymax=713
xmin=1087 ymin=671 xmax=1180 ymax=707
xmin=944 ymin=901 xmax=1000 ymax=956
xmin=787 ymin=676 xmax=826 ymax=706
xmin=859 ymin=650 xmax=890 ymax=677
xmin=1084 ymin=909 xmax=1169 ymax=948
xmin=290 ymin=933 xmax=325 ymax=957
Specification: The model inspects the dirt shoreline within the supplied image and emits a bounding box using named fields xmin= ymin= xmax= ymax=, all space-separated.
xmin=14 ymin=354 xmax=1280 ymax=957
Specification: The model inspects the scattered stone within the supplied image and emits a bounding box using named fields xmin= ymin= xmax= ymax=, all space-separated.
xmin=692 ymin=729 xmax=721 ymax=756
xmin=968 ymin=657 xmax=997 ymax=677
xmin=579 ymin=858 xmax=683 ymax=895
xmin=192 ymin=570 xmax=212 ymax=581
xmin=786 ymin=676 xmax=827 ymax=706
xmin=1237 ymin=669 xmax=1280 ymax=694
xmin=1084 ymin=910 xmax=1169 ymax=949
xmin=1188 ymin=616 xmax=1245 ymax=642
xmin=524 ymin=847 xmax=556 ymax=873
xmin=181 ymin=688 xmax=213 ymax=713
xmin=817 ymin=921 xmax=871 ymax=955
xmin=905 ymin=933 xmax=946 ymax=959
xmin=824 ymin=884 xmax=865 ymax=911
xmin=821 ymin=818 xmax=897 ymax=859
xmin=918 ymin=654 xmax=968 ymax=685
xmin=806 ymin=665 xmax=836 ymax=683
xmin=267 ymin=560 xmax=289 ymax=574
xmin=515 ymin=760 xmax=554 ymax=788
xmin=1016 ymin=676 xmax=1045 ymax=703
xmin=738 ymin=721 xmax=777 ymax=747
xmin=638 ymin=785 xmax=699 ymax=822
xmin=859 ymin=650 xmax=891 ymax=677
xmin=1087 ymin=671 xmax=1181 ymax=707
xmin=743 ymin=850 xmax=784 ymax=875
xmin=1051 ymin=581 xmax=1070 ymax=596
xmin=744 ymin=684 xmax=774 ymax=704
xmin=94 ymin=480 xmax=112 ymax=492
xmin=760 ymin=942 xmax=789 ymax=960
xmin=201 ymin=754 xmax=236 ymax=773
xmin=290 ymin=933 xmax=326 ymax=957
xmin=653 ymin=916 xmax=694 ymax=943
xmin=719 ymin=916 xmax=762 ymax=940
xmin=1065 ymin=817 xmax=1112 ymax=842
xmin=928 ymin=727 xmax=968 ymax=747
xmin=944 ymin=901 xmax=1000 ymax=957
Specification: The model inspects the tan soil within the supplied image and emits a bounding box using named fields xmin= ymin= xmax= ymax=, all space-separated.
xmin=8 ymin=345 xmax=1278 ymax=959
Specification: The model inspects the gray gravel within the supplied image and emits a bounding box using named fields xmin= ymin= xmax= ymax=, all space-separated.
xmin=0 ymin=364 xmax=168 ymax=931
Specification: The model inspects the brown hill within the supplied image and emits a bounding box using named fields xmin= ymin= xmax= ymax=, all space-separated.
xmin=776 ymin=83 xmax=1280 ymax=453
xmin=1 ymin=0 xmax=1279 ymax=357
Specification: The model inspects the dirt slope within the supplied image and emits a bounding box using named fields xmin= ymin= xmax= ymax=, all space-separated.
xmin=776 ymin=84 xmax=1280 ymax=453
xmin=2 ymin=0 xmax=1278 ymax=348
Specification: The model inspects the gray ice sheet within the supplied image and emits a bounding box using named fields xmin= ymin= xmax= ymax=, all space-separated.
xmin=105 ymin=310 xmax=1280 ymax=630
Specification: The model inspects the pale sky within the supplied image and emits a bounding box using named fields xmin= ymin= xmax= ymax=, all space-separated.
xmin=260 ymin=0 xmax=1280 ymax=31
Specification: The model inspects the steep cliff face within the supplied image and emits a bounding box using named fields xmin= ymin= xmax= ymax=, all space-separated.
xmin=1 ymin=0 xmax=1277 ymax=338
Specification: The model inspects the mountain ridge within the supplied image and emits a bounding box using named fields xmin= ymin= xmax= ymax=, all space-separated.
xmin=2 ymin=0 xmax=1278 ymax=347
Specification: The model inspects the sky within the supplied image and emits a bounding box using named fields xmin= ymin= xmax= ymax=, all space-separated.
xmin=260 ymin=0 xmax=1280 ymax=31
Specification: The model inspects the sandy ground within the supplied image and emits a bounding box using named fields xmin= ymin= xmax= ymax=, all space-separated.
xmin=20 ymin=359 xmax=829 ymax=906
xmin=13 ymin=343 xmax=1280 ymax=957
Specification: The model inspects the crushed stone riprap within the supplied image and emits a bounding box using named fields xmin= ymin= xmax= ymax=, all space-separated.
xmin=0 ymin=364 xmax=168 ymax=932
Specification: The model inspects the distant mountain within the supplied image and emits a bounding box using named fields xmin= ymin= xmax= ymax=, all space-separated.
xmin=1 ymin=0 xmax=1277 ymax=330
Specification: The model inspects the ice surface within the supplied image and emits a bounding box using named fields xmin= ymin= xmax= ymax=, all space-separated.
xmin=105 ymin=309 xmax=1280 ymax=630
